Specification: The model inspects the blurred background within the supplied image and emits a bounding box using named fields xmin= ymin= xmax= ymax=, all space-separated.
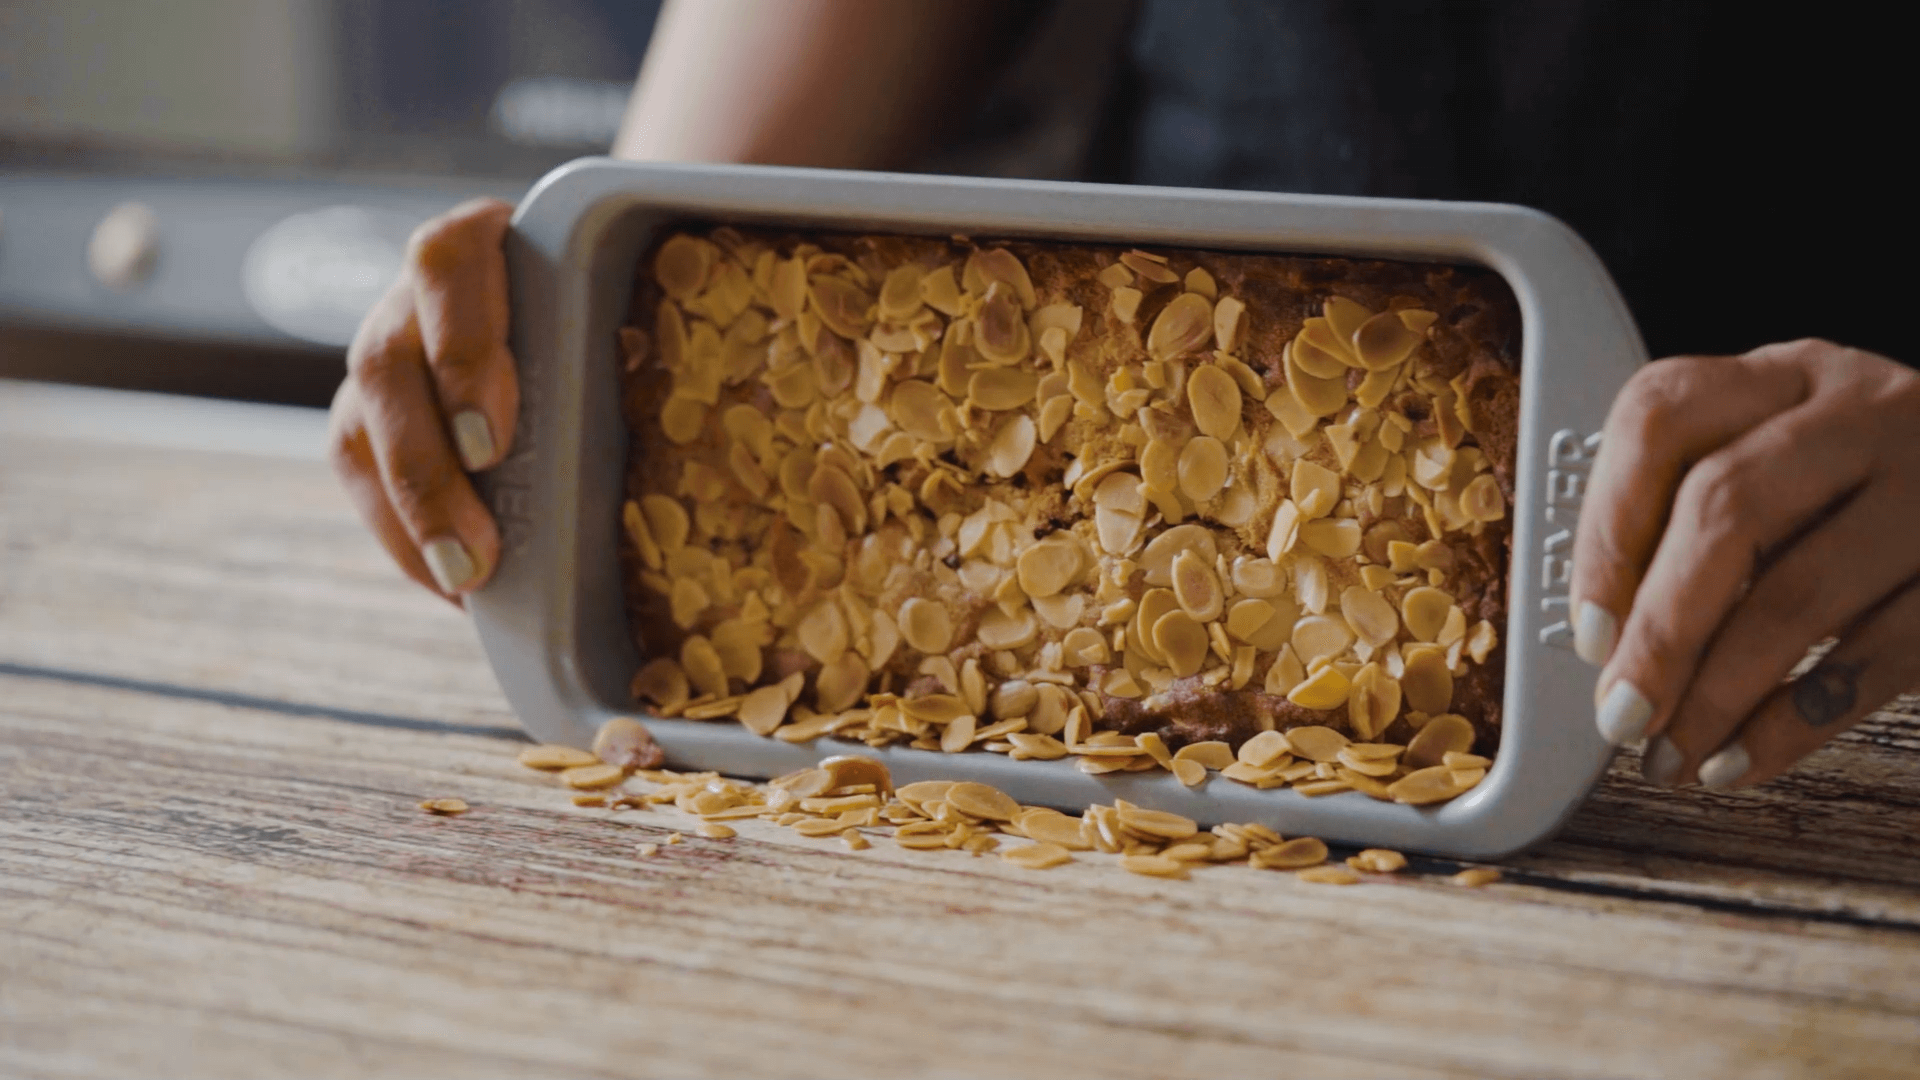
xmin=0 ymin=0 xmax=1125 ymax=408
xmin=0 ymin=0 xmax=665 ymax=406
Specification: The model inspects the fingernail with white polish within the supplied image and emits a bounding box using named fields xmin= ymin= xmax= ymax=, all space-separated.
xmin=1640 ymin=735 xmax=1683 ymax=786
xmin=453 ymin=410 xmax=495 ymax=472
xmin=423 ymin=537 xmax=478 ymax=594
xmin=1573 ymin=601 xmax=1617 ymax=667
xmin=1596 ymin=680 xmax=1653 ymax=746
xmin=1697 ymin=743 xmax=1751 ymax=790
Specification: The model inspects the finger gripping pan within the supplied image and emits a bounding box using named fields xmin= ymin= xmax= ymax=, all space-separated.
xmin=473 ymin=159 xmax=1641 ymax=859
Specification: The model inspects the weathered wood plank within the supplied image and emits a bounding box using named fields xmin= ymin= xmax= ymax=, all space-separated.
xmin=5 ymin=675 xmax=1917 ymax=1080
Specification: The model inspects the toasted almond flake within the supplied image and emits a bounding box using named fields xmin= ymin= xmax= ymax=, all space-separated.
xmin=1444 ymin=750 xmax=1492 ymax=770
xmin=1213 ymin=295 xmax=1248 ymax=353
xmin=1297 ymin=865 xmax=1361 ymax=885
xmin=1001 ymin=842 xmax=1074 ymax=869
xmin=1235 ymin=729 xmax=1292 ymax=768
xmin=1120 ymin=854 xmax=1189 ymax=880
xmin=1283 ymin=725 xmax=1350 ymax=763
xmin=560 ymin=763 xmax=626 ymax=790
xmin=1176 ymin=435 xmax=1229 ymax=502
xmin=1252 ymin=836 xmax=1328 ymax=869
xmin=1452 ymin=867 xmax=1502 ymax=887
xmin=518 ymin=744 xmax=601 ymax=771
xmin=1172 ymin=740 xmax=1235 ymax=770
xmin=732 ymin=683 xmax=790 ymax=736
xmin=1387 ymin=765 xmax=1466 ymax=805
xmin=1172 ymin=758 xmax=1208 ymax=787
xmin=1294 ymin=779 xmax=1353 ymax=797
xmin=1406 ymin=712 xmax=1476 ymax=770
xmin=696 ymin=823 xmax=737 ymax=839
xmin=1284 ymin=343 xmax=1348 ymax=417
xmin=1402 ymin=648 xmax=1456 ymax=715
xmin=1147 ymin=292 xmax=1215 ymax=362
xmin=937 ymin=781 xmax=1015 ymax=821
xmin=1186 ymin=364 xmax=1242 ymax=441
xmin=1401 ymin=586 xmax=1454 ymax=643
xmin=419 ymin=798 xmax=469 ymax=815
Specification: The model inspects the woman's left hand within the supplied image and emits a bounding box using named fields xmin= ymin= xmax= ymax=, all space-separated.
xmin=1570 ymin=338 xmax=1920 ymax=788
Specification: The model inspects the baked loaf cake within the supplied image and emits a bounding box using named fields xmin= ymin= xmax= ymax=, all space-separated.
xmin=616 ymin=225 xmax=1521 ymax=805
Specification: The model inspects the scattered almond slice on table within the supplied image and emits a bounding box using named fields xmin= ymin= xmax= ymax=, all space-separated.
xmin=471 ymin=717 xmax=1517 ymax=888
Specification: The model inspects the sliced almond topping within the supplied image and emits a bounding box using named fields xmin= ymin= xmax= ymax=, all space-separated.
xmin=939 ymin=713 xmax=978 ymax=752
xmin=984 ymin=413 xmax=1037 ymax=478
xmin=1282 ymin=724 xmax=1349 ymax=763
xmin=1176 ymin=435 xmax=1229 ymax=503
xmin=945 ymin=781 xmax=1020 ymax=821
xmin=968 ymin=366 xmax=1038 ymax=411
xmin=1284 ymin=342 xmax=1348 ymax=417
xmin=1147 ymin=292 xmax=1215 ymax=362
xmin=1461 ymin=473 xmax=1506 ymax=522
xmin=1401 ymin=586 xmax=1453 ymax=643
xmin=1165 ymin=741 xmax=1229 ymax=771
xmin=1401 ymin=648 xmax=1455 ymax=715
xmin=1152 ymin=609 xmax=1210 ymax=678
xmin=1237 ymin=729 xmax=1292 ymax=768
xmin=1186 ymin=364 xmax=1242 ymax=441
xmin=1292 ymin=329 xmax=1351 ymax=379
xmin=1299 ymin=517 xmax=1361 ymax=559
xmin=1351 ymin=310 xmax=1423 ymax=370
xmin=1213 ymin=295 xmax=1248 ymax=353
xmin=1340 ymin=586 xmax=1400 ymax=647
xmin=1387 ymin=765 xmax=1465 ymax=805
xmin=1286 ymin=664 xmax=1350 ymax=711
xmin=1170 ymin=758 xmax=1208 ymax=787
xmin=731 ymin=683 xmax=787 ymax=736
xmin=681 ymin=636 xmax=729 ymax=698
xmin=1170 ymin=549 xmax=1223 ymax=623
xmin=897 ymin=597 xmax=953 ymax=654
xmin=808 ymin=275 xmax=873 ymax=340
xmin=977 ymin=607 xmax=1038 ymax=651
xmin=1093 ymin=472 xmax=1145 ymax=555
xmin=1265 ymin=500 xmax=1302 ymax=561
xmin=1017 ymin=535 xmax=1083 ymax=598
xmin=1119 ymin=249 xmax=1179 ymax=283
xmin=1466 ymin=619 xmax=1498 ymax=664
xmin=654 ymin=235 xmax=715 ymax=300
xmin=1291 ymin=614 xmax=1354 ymax=668
xmin=1406 ymin=711 xmax=1475 ymax=769
xmin=632 ymin=658 xmax=690 ymax=711
xmin=797 ymin=600 xmax=850 ymax=665
xmin=1346 ymin=662 xmax=1402 ymax=741
xmin=1264 ymin=645 xmax=1306 ymax=696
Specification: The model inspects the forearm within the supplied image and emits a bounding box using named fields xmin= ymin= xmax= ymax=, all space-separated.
xmin=614 ymin=0 xmax=1014 ymax=169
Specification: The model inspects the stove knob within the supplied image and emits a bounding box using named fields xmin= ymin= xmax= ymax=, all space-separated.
xmin=89 ymin=201 xmax=160 ymax=290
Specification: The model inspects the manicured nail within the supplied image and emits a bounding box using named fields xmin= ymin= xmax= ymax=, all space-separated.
xmin=452 ymin=410 xmax=495 ymax=472
xmin=1595 ymin=679 xmax=1653 ymax=746
xmin=423 ymin=537 xmax=478 ymax=594
xmin=1573 ymin=601 xmax=1617 ymax=667
xmin=1640 ymin=735 xmax=1683 ymax=786
xmin=1697 ymin=743 xmax=1751 ymax=790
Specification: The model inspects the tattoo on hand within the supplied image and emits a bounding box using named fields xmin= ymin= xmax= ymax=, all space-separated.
xmin=1793 ymin=659 xmax=1861 ymax=728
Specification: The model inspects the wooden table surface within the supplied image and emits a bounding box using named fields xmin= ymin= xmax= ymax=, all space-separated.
xmin=3 ymin=380 xmax=1917 ymax=1079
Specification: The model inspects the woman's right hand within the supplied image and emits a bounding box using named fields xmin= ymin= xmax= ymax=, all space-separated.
xmin=328 ymin=198 xmax=518 ymax=603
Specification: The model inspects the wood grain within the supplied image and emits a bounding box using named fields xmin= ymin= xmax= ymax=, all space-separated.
xmin=4 ymin=411 xmax=1919 ymax=1079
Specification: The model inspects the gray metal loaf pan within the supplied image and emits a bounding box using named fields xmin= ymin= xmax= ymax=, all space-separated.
xmin=472 ymin=158 xmax=1642 ymax=859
